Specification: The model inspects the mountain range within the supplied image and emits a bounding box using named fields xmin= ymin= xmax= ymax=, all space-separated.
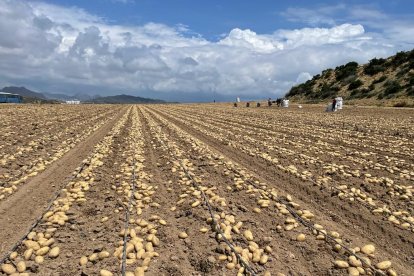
xmin=0 ymin=86 xmax=165 ymax=104
xmin=285 ymin=48 xmax=414 ymax=107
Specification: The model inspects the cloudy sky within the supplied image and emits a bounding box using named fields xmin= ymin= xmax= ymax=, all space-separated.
xmin=0 ymin=0 xmax=413 ymax=102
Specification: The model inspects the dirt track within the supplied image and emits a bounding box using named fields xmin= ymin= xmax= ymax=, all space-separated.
xmin=0 ymin=104 xmax=413 ymax=276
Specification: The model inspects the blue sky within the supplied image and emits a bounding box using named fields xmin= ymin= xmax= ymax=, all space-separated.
xmin=45 ymin=0 xmax=414 ymax=38
xmin=0 ymin=0 xmax=413 ymax=101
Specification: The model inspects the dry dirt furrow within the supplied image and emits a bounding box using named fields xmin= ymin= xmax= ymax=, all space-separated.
xmin=171 ymin=105 xmax=414 ymax=163
xmin=161 ymin=107 xmax=414 ymax=221
xmin=0 ymin=106 xmax=128 ymax=260
xmin=148 ymin=106 xmax=414 ymax=275
xmin=142 ymin=107 xmax=335 ymax=275
xmin=27 ymin=107 xmax=133 ymax=276
xmin=140 ymin=107 xmax=243 ymax=275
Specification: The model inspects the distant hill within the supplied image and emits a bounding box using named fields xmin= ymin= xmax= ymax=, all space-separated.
xmin=0 ymin=86 xmax=61 ymax=103
xmin=2 ymin=86 xmax=46 ymax=99
xmin=43 ymin=92 xmax=73 ymax=101
xmin=285 ymin=49 xmax=414 ymax=107
xmin=1 ymin=86 xmax=165 ymax=104
xmin=89 ymin=94 xmax=165 ymax=104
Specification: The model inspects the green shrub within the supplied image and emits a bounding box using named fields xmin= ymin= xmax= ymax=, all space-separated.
xmin=348 ymin=88 xmax=370 ymax=99
xmin=396 ymin=67 xmax=410 ymax=78
xmin=335 ymin=61 xmax=358 ymax=81
xmin=391 ymin=51 xmax=408 ymax=66
xmin=364 ymin=65 xmax=386 ymax=75
xmin=364 ymin=58 xmax=386 ymax=75
xmin=312 ymin=74 xmax=321 ymax=81
xmin=348 ymin=79 xmax=363 ymax=90
xmin=318 ymin=84 xmax=338 ymax=99
xmin=322 ymin=68 xmax=333 ymax=78
xmin=372 ymin=76 xmax=387 ymax=84
xmin=383 ymin=80 xmax=402 ymax=97
xmin=286 ymin=80 xmax=314 ymax=97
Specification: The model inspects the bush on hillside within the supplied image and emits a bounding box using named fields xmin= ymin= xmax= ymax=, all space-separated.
xmin=348 ymin=79 xmax=363 ymax=90
xmin=348 ymin=88 xmax=370 ymax=99
xmin=364 ymin=58 xmax=386 ymax=75
xmin=318 ymin=84 xmax=338 ymax=99
xmin=322 ymin=68 xmax=333 ymax=78
xmin=390 ymin=51 xmax=409 ymax=66
xmin=383 ymin=80 xmax=402 ymax=97
xmin=396 ymin=67 xmax=410 ymax=78
xmin=372 ymin=75 xmax=387 ymax=84
xmin=286 ymin=80 xmax=314 ymax=98
xmin=312 ymin=74 xmax=321 ymax=81
xmin=335 ymin=61 xmax=358 ymax=81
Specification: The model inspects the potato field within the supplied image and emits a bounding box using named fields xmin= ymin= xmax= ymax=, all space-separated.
xmin=0 ymin=104 xmax=413 ymax=276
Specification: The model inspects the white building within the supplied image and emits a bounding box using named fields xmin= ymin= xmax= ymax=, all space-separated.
xmin=66 ymin=100 xmax=80 ymax=104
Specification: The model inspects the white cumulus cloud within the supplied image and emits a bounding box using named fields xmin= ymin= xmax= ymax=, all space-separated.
xmin=0 ymin=0 xmax=413 ymax=101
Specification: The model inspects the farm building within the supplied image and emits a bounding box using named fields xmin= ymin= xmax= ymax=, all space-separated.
xmin=0 ymin=92 xmax=23 ymax=103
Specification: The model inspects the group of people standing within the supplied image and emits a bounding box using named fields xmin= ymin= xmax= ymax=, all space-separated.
xmin=233 ymin=98 xmax=287 ymax=108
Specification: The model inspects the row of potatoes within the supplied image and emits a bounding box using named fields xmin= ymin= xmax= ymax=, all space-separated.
xmin=146 ymin=107 xmax=399 ymax=276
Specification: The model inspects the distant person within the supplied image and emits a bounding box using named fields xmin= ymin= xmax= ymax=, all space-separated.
xmin=268 ymin=98 xmax=272 ymax=107
xmin=276 ymin=98 xmax=282 ymax=107
xmin=332 ymin=98 xmax=337 ymax=111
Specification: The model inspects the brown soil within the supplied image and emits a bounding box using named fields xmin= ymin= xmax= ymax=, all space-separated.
xmin=0 ymin=107 xmax=127 ymax=260
xmin=0 ymin=104 xmax=413 ymax=276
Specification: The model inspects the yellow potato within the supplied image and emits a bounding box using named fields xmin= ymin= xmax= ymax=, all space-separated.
xmin=296 ymin=234 xmax=306 ymax=241
xmin=244 ymin=230 xmax=253 ymax=241
xmin=334 ymin=260 xmax=349 ymax=268
xmin=49 ymin=247 xmax=60 ymax=258
xmin=16 ymin=261 xmax=26 ymax=273
xmin=23 ymin=249 xmax=33 ymax=260
xmin=99 ymin=251 xmax=110 ymax=259
xmin=80 ymin=256 xmax=88 ymax=265
xmin=100 ymin=269 xmax=113 ymax=276
xmin=35 ymin=256 xmax=44 ymax=264
xmin=36 ymin=246 xmax=50 ymax=256
xmin=375 ymin=261 xmax=392 ymax=270
xmin=1 ymin=264 xmax=16 ymax=275
xmin=361 ymin=244 xmax=375 ymax=255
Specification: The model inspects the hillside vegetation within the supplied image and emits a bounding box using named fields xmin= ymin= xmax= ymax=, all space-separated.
xmin=88 ymin=94 xmax=165 ymax=104
xmin=286 ymin=49 xmax=414 ymax=107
